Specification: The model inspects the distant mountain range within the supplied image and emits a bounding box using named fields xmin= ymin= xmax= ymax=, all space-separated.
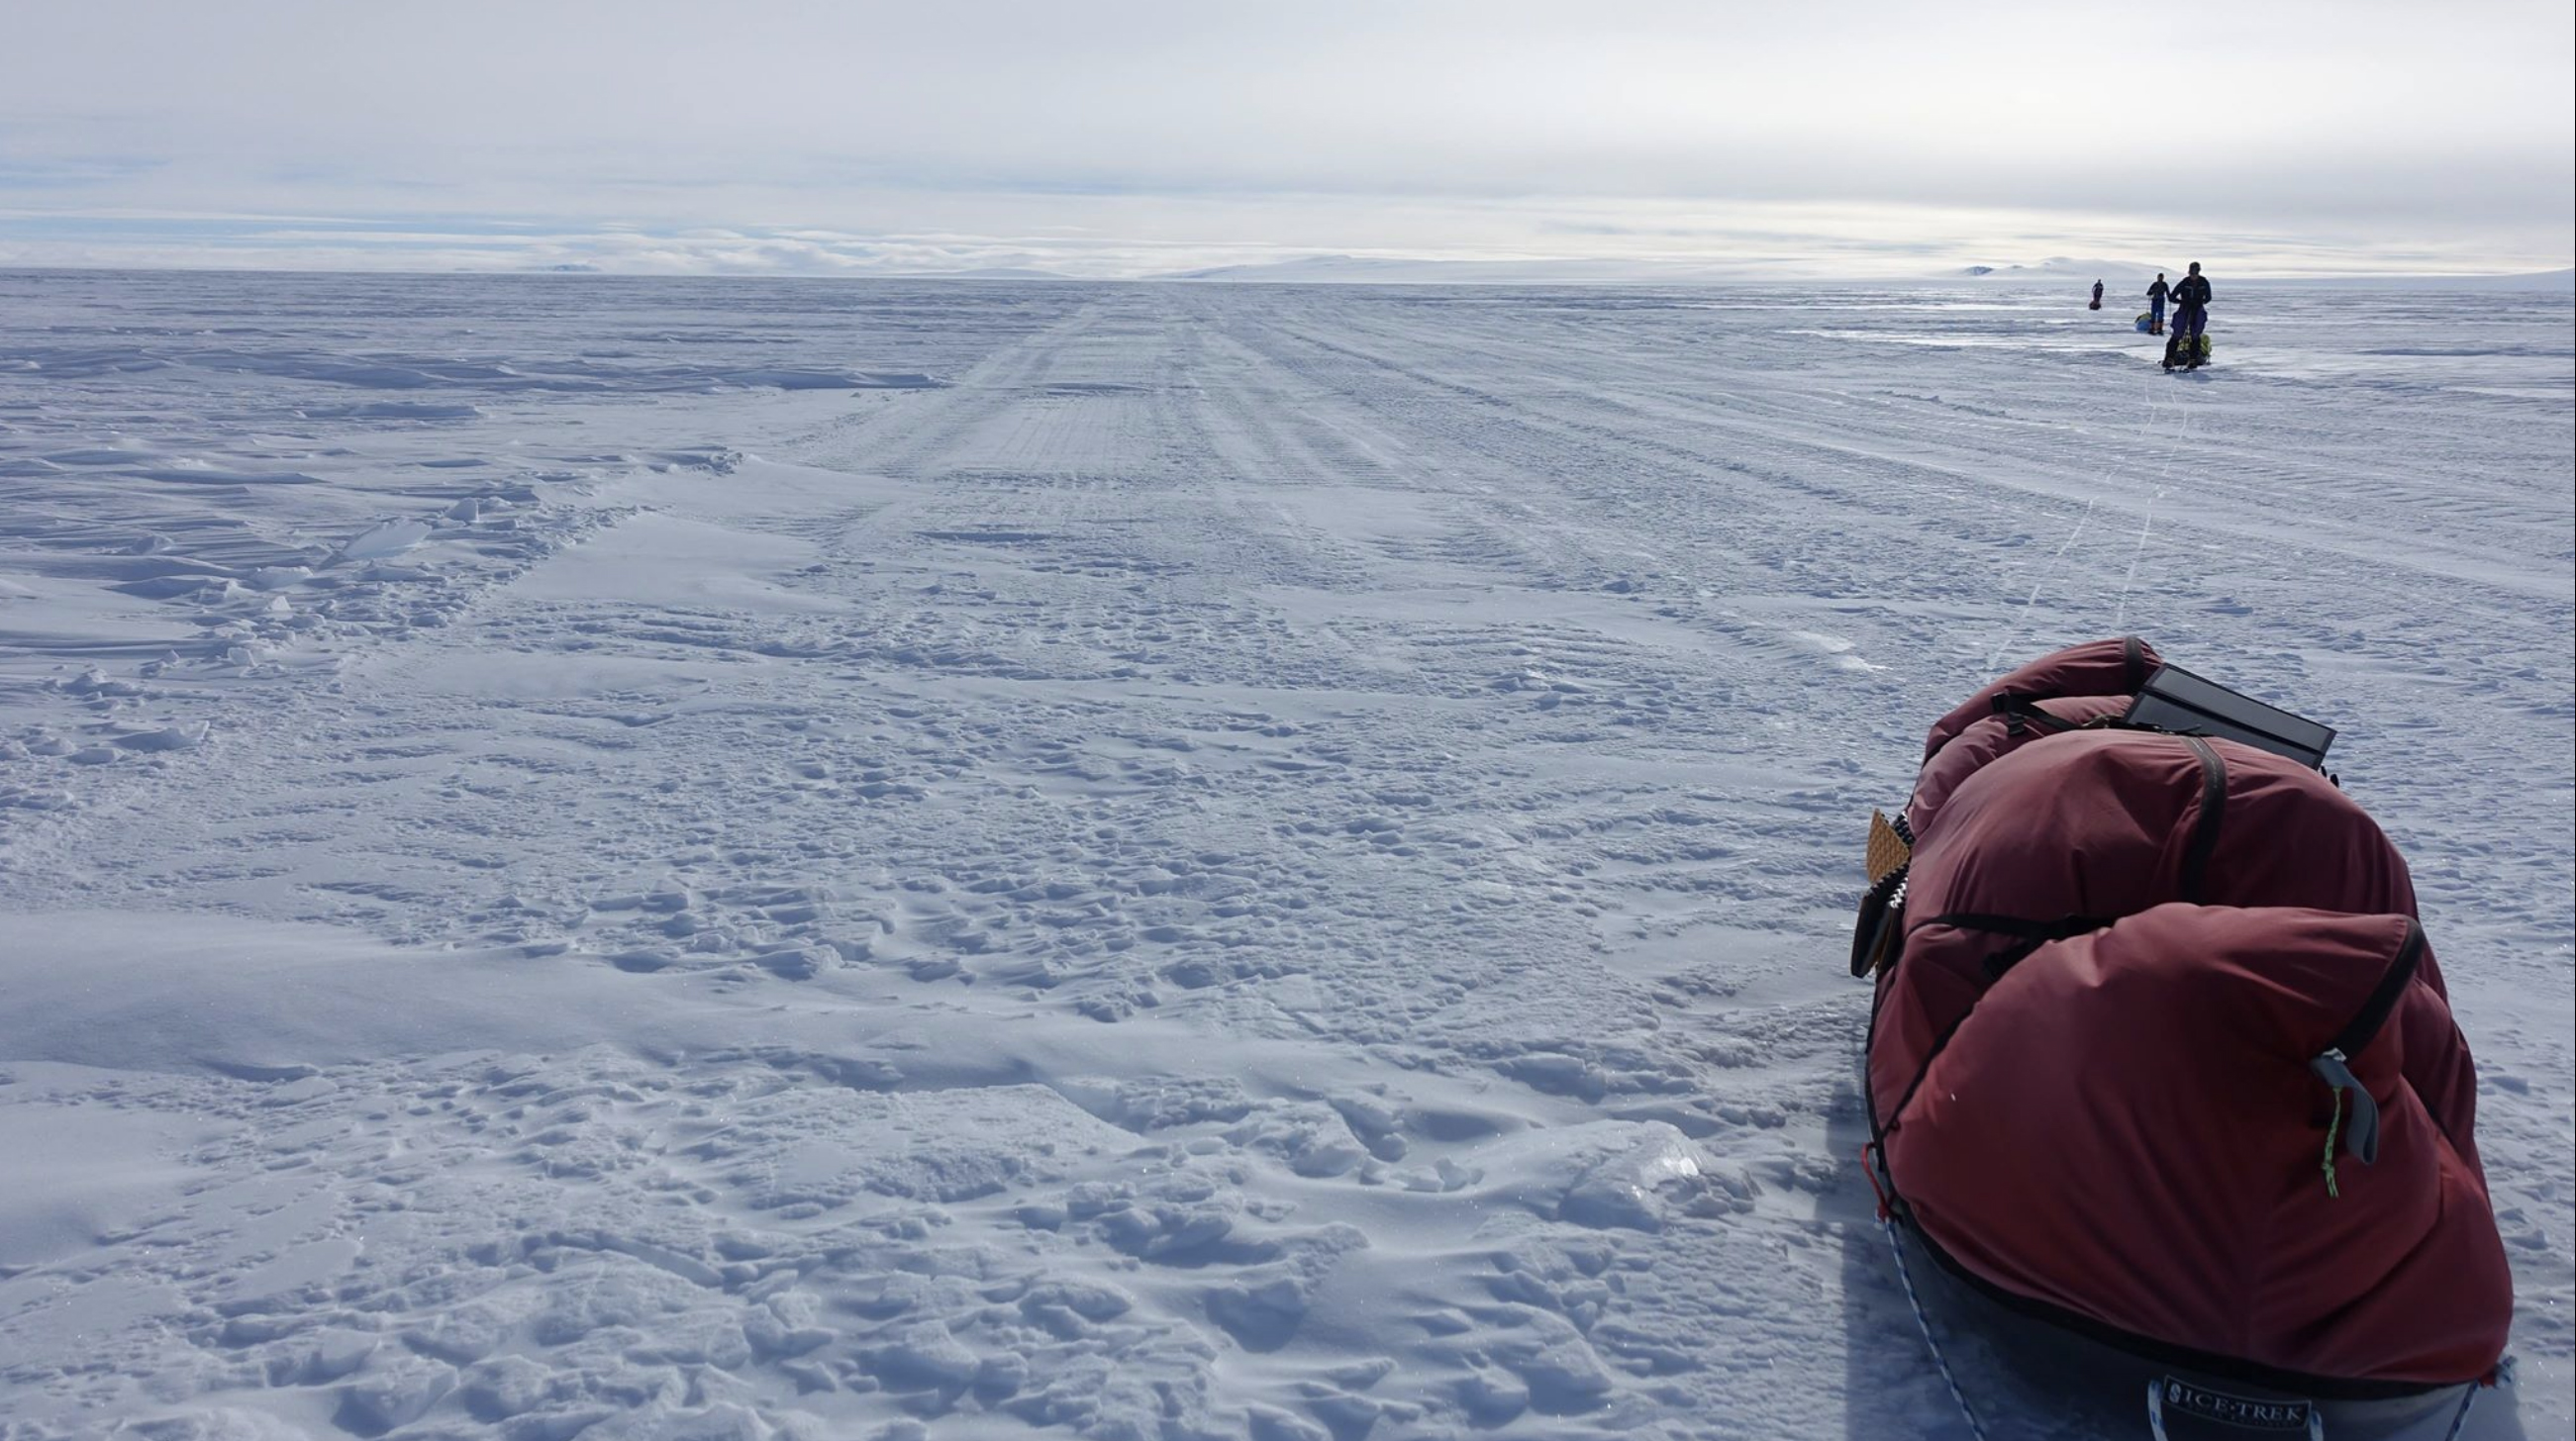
xmin=2229 ymin=268 xmax=2574 ymax=290
xmin=1157 ymin=253 xmax=2576 ymax=289
xmin=1157 ymin=254 xmax=1771 ymax=284
xmin=1957 ymin=256 xmax=2165 ymax=283
xmin=1956 ymin=257 xmax=2574 ymax=290
xmin=510 ymin=253 xmax=2573 ymax=289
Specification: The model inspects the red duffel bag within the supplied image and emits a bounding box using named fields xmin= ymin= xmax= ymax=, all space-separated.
xmin=1858 ymin=642 xmax=2511 ymax=1397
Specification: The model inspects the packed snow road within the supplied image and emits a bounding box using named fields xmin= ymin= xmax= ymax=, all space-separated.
xmin=0 ymin=271 xmax=2567 ymax=1439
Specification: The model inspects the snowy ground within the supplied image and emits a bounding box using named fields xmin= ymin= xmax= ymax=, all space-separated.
xmin=0 ymin=270 xmax=2568 ymax=1440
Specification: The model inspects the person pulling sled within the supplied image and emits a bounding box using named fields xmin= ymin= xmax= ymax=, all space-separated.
xmin=2146 ymin=272 xmax=2169 ymax=334
xmin=2162 ymin=262 xmax=2212 ymax=369
xmin=2090 ymin=278 xmax=2105 ymax=310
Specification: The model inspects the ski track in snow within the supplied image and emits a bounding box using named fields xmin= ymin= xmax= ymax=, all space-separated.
xmin=0 ymin=271 xmax=2568 ymax=1440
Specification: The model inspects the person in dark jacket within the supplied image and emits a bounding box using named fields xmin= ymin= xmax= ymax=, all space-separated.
xmin=2090 ymin=279 xmax=2105 ymax=310
xmin=2170 ymin=262 xmax=2211 ymax=343
xmin=2146 ymin=273 xmax=2169 ymax=335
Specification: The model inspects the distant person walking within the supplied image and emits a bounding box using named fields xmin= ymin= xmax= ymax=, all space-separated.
xmin=2170 ymin=262 xmax=2211 ymax=344
xmin=2146 ymin=272 xmax=2170 ymax=335
xmin=2090 ymin=279 xmax=2105 ymax=311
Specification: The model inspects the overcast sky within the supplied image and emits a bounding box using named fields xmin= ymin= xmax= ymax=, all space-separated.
xmin=3 ymin=0 xmax=2569 ymax=277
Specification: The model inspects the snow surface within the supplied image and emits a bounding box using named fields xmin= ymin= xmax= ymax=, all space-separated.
xmin=0 ymin=269 xmax=2568 ymax=1440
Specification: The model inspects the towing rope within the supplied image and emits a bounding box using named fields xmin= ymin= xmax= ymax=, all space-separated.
xmin=1883 ymin=1213 xmax=1991 ymax=1440
xmin=2437 ymin=1382 xmax=2480 ymax=1441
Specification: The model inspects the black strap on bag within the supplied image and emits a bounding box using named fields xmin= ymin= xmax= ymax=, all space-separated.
xmin=1911 ymin=912 xmax=2120 ymax=981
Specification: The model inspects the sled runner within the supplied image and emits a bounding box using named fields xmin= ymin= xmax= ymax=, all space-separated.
xmin=1851 ymin=640 xmax=2514 ymax=1438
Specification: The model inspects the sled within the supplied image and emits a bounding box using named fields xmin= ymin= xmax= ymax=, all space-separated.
xmin=2163 ymin=335 xmax=2214 ymax=370
xmin=1851 ymin=640 xmax=2513 ymax=1438
xmin=1881 ymin=1216 xmax=2523 ymax=1440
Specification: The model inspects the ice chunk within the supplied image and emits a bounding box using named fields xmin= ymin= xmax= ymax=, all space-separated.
xmin=334 ymin=519 xmax=434 ymax=562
